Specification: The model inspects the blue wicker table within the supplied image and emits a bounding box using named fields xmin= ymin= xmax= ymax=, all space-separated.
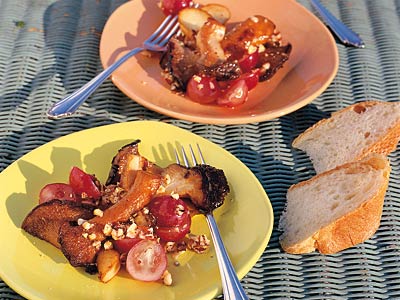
xmin=1 ymin=0 xmax=400 ymax=299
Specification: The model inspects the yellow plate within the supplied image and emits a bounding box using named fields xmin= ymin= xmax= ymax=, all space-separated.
xmin=99 ymin=0 xmax=338 ymax=124
xmin=0 ymin=121 xmax=273 ymax=300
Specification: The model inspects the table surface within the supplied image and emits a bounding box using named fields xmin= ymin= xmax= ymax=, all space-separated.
xmin=1 ymin=0 xmax=400 ymax=299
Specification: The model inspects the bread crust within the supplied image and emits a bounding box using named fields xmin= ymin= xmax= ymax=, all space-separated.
xmin=280 ymin=154 xmax=390 ymax=254
xmin=292 ymin=101 xmax=400 ymax=172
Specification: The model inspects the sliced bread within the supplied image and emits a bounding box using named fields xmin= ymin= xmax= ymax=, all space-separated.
xmin=279 ymin=153 xmax=390 ymax=254
xmin=292 ymin=101 xmax=400 ymax=173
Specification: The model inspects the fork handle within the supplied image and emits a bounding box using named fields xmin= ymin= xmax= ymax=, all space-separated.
xmin=310 ymin=0 xmax=364 ymax=48
xmin=206 ymin=213 xmax=249 ymax=300
xmin=47 ymin=47 xmax=144 ymax=119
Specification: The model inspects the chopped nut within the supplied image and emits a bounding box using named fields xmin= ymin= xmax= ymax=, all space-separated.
xmin=262 ymin=62 xmax=271 ymax=71
xmin=248 ymin=45 xmax=257 ymax=54
xmin=176 ymin=204 xmax=185 ymax=216
xmin=258 ymin=44 xmax=266 ymax=53
xmin=103 ymin=240 xmax=113 ymax=250
xmin=165 ymin=242 xmax=177 ymax=253
xmin=193 ymin=75 xmax=202 ymax=83
xmin=92 ymin=240 xmax=101 ymax=250
xmin=77 ymin=218 xmax=86 ymax=226
xmin=82 ymin=221 xmax=94 ymax=230
xmin=88 ymin=233 xmax=97 ymax=241
xmin=103 ymin=223 xmax=112 ymax=236
xmin=111 ymin=228 xmax=125 ymax=240
xmin=162 ymin=270 xmax=173 ymax=286
xmin=142 ymin=207 xmax=149 ymax=215
xmin=171 ymin=192 xmax=179 ymax=200
xmin=82 ymin=233 xmax=88 ymax=239
xmin=250 ymin=16 xmax=259 ymax=23
xmin=187 ymin=234 xmax=210 ymax=254
xmin=126 ymin=223 xmax=138 ymax=238
xmin=93 ymin=208 xmax=104 ymax=217
xmin=157 ymin=185 xmax=166 ymax=193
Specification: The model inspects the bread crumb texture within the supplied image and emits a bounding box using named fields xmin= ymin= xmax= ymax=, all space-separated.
xmin=279 ymin=153 xmax=390 ymax=254
xmin=292 ymin=101 xmax=400 ymax=173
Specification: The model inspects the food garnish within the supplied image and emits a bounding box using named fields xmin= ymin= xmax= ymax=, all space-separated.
xmin=22 ymin=140 xmax=229 ymax=285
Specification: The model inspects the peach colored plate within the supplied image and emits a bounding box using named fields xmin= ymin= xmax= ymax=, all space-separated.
xmin=99 ymin=0 xmax=339 ymax=124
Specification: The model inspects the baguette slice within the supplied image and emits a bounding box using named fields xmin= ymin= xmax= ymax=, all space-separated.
xmin=293 ymin=101 xmax=400 ymax=173
xmin=279 ymin=153 xmax=390 ymax=254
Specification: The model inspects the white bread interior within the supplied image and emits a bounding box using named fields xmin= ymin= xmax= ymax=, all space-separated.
xmin=292 ymin=101 xmax=400 ymax=173
xmin=279 ymin=153 xmax=390 ymax=254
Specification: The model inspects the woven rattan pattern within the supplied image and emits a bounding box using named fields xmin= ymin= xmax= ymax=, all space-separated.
xmin=1 ymin=0 xmax=400 ymax=299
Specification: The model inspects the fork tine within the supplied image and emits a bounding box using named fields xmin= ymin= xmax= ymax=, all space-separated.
xmin=176 ymin=144 xmax=205 ymax=167
xmin=196 ymin=144 xmax=206 ymax=164
xmin=189 ymin=145 xmax=198 ymax=166
xmin=180 ymin=146 xmax=190 ymax=167
xmin=174 ymin=149 xmax=181 ymax=165
xmin=157 ymin=22 xmax=180 ymax=46
xmin=146 ymin=14 xmax=178 ymax=45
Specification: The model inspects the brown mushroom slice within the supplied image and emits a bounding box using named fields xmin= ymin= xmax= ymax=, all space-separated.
xmin=157 ymin=164 xmax=230 ymax=213
xmin=21 ymin=199 xmax=95 ymax=248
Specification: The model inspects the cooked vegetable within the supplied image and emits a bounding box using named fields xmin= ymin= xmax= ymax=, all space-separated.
xmin=59 ymin=171 xmax=161 ymax=267
xmin=178 ymin=8 xmax=212 ymax=39
xmin=158 ymin=164 xmax=230 ymax=213
xmin=195 ymin=19 xmax=226 ymax=67
xmin=22 ymin=199 xmax=95 ymax=248
xmin=200 ymin=4 xmax=231 ymax=24
xmin=97 ymin=249 xmax=121 ymax=283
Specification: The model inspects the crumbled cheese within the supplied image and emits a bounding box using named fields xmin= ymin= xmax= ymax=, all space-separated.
xmin=142 ymin=207 xmax=149 ymax=215
xmin=93 ymin=208 xmax=103 ymax=217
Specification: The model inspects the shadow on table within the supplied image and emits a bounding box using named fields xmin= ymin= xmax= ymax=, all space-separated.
xmin=0 ymin=0 xmax=127 ymax=117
